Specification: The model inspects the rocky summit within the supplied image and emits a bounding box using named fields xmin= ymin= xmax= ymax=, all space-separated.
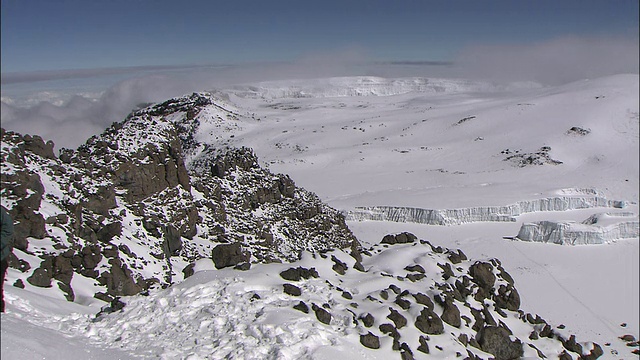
xmin=0 ymin=92 xmax=357 ymax=303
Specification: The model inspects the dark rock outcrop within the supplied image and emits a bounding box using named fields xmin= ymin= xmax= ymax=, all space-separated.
xmin=211 ymin=243 xmax=249 ymax=269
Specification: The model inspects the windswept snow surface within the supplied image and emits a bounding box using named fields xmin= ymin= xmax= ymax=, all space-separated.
xmin=2 ymin=74 xmax=639 ymax=359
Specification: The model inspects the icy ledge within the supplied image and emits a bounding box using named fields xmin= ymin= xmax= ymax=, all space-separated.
xmin=346 ymin=194 xmax=628 ymax=226
xmin=516 ymin=212 xmax=640 ymax=245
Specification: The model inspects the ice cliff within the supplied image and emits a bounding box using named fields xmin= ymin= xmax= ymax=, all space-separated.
xmin=347 ymin=194 xmax=627 ymax=226
xmin=516 ymin=212 xmax=640 ymax=245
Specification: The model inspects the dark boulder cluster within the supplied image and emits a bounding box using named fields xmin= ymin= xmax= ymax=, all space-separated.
xmin=501 ymin=146 xmax=563 ymax=167
xmin=268 ymin=232 xmax=603 ymax=359
xmin=566 ymin=126 xmax=591 ymax=136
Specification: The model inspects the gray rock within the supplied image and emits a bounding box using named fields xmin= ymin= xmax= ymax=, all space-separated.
xmin=469 ymin=262 xmax=496 ymax=289
xmin=360 ymin=332 xmax=380 ymax=349
xmin=359 ymin=313 xmax=375 ymax=327
xmin=279 ymin=267 xmax=319 ymax=281
xmin=283 ymin=283 xmax=302 ymax=296
xmin=415 ymin=307 xmax=444 ymax=335
xmin=293 ymin=301 xmax=309 ymax=313
xmin=312 ymin=304 xmax=332 ymax=325
xmin=477 ymin=325 xmax=524 ymax=360
xmin=441 ymin=301 xmax=461 ymax=328
xmin=211 ymin=243 xmax=249 ymax=269
xmin=387 ymin=307 xmax=407 ymax=329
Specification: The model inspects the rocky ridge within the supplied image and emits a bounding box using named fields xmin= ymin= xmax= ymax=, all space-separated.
xmin=0 ymin=92 xmax=357 ymax=303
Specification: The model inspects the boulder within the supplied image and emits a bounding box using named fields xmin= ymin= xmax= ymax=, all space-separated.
xmin=360 ymin=332 xmax=380 ymax=349
xmin=477 ymin=326 xmax=524 ymax=360
xmin=415 ymin=307 xmax=444 ymax=335
xmin=211 ymin=243 xmax=249 ymax=269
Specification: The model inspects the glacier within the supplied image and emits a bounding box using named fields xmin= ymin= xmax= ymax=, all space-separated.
xmin=516 ymin=212 xmax=640 ymax=245
xmin=347 ymin=193 xmax=628 ymax=226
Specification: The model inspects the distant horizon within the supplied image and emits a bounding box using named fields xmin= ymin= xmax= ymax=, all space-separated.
xmin=0 ymin=60 xmax=456 ymax=84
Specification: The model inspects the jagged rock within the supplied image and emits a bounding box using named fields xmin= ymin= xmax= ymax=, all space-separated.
xmin=27 ymin=267 xmax=53 ymax=288
xmin=539 ymin=324 xmax=554 ymax=338
xmin=415 ymin=307 xmax=444 ymax=335
xmin=360 ymin=313 xmax=375 ymax=327
xmin=399 ymin=342 xmax=414 ymax=360
xmin=211 ymin=243 xmax=249 ymax=269
xmin=283 ymin=283 xmax=302 ymax=296
xmin=360 ymin=332 xmax=380 ymax=349
xmin=469 ymin=262 xmax=496 ymax=289
xmin=404 ymin=264 xmax=425 ymax=273
xmin=482 ymin=306 xmax=497 ymax=326
xmin=438 ymin=262 xmax=454 ymax=280
xmin=417 ymin=335 xmax=430 ymax=354
xmin=293 ymin=301 xmax=309 ymax=313
xmin=97 ymin=258 xmax=144 ymax=296
xmin=279 ymin=266 xmax=319 ymax=281
xmin=471 ymin=308 xmax=484 ymax=331
xmin=561 ymin=334 xmax=583 ymax=354
xmin=494 ymin=284 xmax=520 ymax=311
xmin=620 ymin=334 xmax=636 ymax=342
xmin=441 ymin=301 xmax=461 ymax=328
xmin=582 ymin=342 xmax=604 ymax=360
xmin=387 ymin=308 xmax=407 ymax=329
xmin=58 ymin=282 xmax=75 ymax=301
xmin=477 ymin=325 xmax=524 ymax=360
xmin=52 ymin=255 xmax=74 ymax=285
xmin=447 ymin=249 xmax=467 ymax=264
xmin=380 ymin=290 xmax=389 ymax=300
xmin=23 ymin=134 xmax=56 ymax=159
xmin=81 ymin=246 xmax=103 ymax=269
xmin=381 ymin=232 xmax=417 ymax=245
xmin=312 ymin=303 xmax=332 ymax=325
xmin=182 ymin=263 xmax=195 ymax=279
xmin=8 ymin=252 xmax=30 ymax=272
xmin=395 ymin=297 xmax=411 ymax=310
xmin=412 ymin=293 xmax=434 ymax=310
xmin=163 ymin=224 xmax=182 ymax=256
xmin=458 ymin=333 xmax=469 ymax=346
xmin=331 ymin=255 xmax=347 ymax=275
xmin=97 ymin=221 xmax=122 ymax=243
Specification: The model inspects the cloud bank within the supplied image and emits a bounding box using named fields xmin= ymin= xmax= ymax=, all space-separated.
xmin=1 ymin=36 xmax=637 ymax=151
xmin=453 ymin=35 xmax=639 ymax=85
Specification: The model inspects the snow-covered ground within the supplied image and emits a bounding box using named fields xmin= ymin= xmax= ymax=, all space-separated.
xmin=2 ymin=74 xmax=639 ymax=359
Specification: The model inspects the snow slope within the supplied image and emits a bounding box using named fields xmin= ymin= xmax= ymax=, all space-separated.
xmin=2 ymin=74 xmax=639 ymax=359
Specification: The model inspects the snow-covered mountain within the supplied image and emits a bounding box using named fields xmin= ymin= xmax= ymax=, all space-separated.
xmin=1 ymin=74 xmax=638 ymax=359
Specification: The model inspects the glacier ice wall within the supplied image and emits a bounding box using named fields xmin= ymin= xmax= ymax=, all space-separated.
xmin=347 ymin=194 xmax=627 ymax=226
xmin=516 ymin=213 xmax=639 ymax=245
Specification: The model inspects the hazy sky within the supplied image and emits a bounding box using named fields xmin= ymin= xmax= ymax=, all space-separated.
xmin=1 ymin=0 xmax=638 ymax=73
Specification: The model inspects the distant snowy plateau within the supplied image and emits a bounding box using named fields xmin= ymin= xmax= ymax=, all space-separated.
xmin=1 ymin=74 xmax=639 ymax=359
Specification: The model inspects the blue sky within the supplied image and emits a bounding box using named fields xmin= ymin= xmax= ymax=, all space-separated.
xmin=1 ymin=0 xmax=638 ymax=74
